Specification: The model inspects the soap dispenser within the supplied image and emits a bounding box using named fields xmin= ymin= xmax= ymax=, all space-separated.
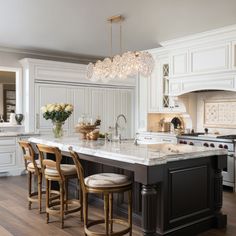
xmin=9 ymin=110 xmax=16 ymax=124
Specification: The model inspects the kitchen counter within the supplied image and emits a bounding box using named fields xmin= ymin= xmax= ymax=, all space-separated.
xmin=0 ymin=132 xmax=39 ymax=137
xmin=29 ymin=135 xmax=227 ymax=236
xmin=29 ymin=136 xmax=227 ymax=166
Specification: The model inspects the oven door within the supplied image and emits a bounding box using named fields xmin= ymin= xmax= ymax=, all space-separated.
xmin=222 ymin=152 xmax=235 ymax=187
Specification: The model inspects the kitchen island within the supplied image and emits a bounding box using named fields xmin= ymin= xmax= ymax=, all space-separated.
xmin=29 ymin=136 xmax=228 ymax=236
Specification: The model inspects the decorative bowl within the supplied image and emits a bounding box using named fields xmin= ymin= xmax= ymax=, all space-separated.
xmin=75 ymin=124 xmax=97 ymax=139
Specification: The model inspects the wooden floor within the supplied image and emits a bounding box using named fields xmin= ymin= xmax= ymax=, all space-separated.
xmin=0 ymin=176 xmax=235 ymax=236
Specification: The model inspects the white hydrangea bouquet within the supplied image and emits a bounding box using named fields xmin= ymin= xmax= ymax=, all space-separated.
xmin=41 ymin=103 xmax=73 ymax=138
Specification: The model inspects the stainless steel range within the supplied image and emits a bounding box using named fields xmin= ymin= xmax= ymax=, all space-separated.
xmin=177 ymin=134 xmax=235 ymax=189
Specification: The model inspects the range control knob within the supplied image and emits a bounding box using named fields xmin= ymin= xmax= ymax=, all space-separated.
xmin=219 ymin=144 xmax=223 ymax=148
xmin=179 ymin=140 xmax=184 ymax=144
xmin=210 ymin=143 xmax=215 ymax=148
xmin=183 ymin=141 xmax=187 ymax=144
xmin=189 ymin=142 xmax=194 ymax=146
xmin=224 ymin=145 xmax=228 ymax=150
xmin=203 ymin=143 xmax=209 ymax=147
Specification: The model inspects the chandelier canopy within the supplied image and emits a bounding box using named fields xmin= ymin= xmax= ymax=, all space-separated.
xmin=87 ymin=15 xmax=155 ymax=82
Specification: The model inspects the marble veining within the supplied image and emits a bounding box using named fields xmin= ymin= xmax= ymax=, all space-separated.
xmin=29 ymin=136 xmax=227 ymax=166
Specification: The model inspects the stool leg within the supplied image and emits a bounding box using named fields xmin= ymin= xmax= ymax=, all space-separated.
xmin=109 ymin=193 xmax=113 ymax=233
xmin=104 ymin=194 xmax=109 ymax=235
xmin=60 ymin=181 xmax=65 ymax=229
xmin=46 ymin=178 xmax=50 ymax=224
xmin=38 ymin=173 xmax=42 ymax=213
xmin=65 ymin=178 xmax=68 ymax=211
xmin=28 ymin=171 xmax=32 ymax=210
xmin=79 ymin=182 xmax=83 ymax=221
xmin=83 ymin=192 xmax=88 ymax=235
xmin=128 ymin=189 xmax=132 ymax=236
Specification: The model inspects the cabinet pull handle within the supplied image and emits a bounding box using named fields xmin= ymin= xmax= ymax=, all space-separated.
xmin=36 ymin=113 xmax=39 ymax=129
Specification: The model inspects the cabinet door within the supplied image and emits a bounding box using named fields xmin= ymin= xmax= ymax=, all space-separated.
xmin=0 ymin=147 xmax=16 ymax=170
xmin=119 ymin=89 xmax=133 ymax=138
xmin=137 ymin=75 xmax=148 ymax=131
xmin=68 ymin=87 xmax=90 ymax=135
xmin=170 ymin=51 xmax=188 ymax=77
xmin=35 ymin=83 xmax=69 ymax=134
xmin=148 ymin=56 xmax=160 ymax=112
xmin=90 ymin=88 xmax=106 ymax=132
xmin=190 ymin=44 xmax=230 ymax=73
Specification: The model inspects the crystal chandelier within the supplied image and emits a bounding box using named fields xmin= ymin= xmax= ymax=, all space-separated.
xmin=87 ymin=15 xmax=155 ymax=82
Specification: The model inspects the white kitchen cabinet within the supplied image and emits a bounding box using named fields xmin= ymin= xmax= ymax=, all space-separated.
xmin=170 ymin=50 xmax=188 ymax=77
xmin=147 ymin=54 xmax=160 ymax=112
xmin=136 ymin=132 xmax=177 ymax=144
xmin=91 ymin=88 xmax=134 ymax=138
xmin=68 ymin=87 xmax=90 ymax=135
xmin=189 ymin=43 xmax=230 ymax=74
xmin=35 ymin=83 xmax=69 ymax=135
xmin=35 ymin=82 xmax=134 ymax=137
xmin=137 ymin=74 xmax=148 ymax=131
xmin=0 ymin=136 xmax=25 ymax=176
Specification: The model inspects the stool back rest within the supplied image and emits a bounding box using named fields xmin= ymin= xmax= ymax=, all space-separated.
xmin=36 ymin=144 xmax=64 ymax=180
xmin=18 ymin=140 xmax=40 ymax=174
xmin=69 ymin=150 xmax=86 ymax=192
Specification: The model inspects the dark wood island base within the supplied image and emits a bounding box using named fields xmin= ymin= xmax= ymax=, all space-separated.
xmin=71 ymin=153 xmax=227 ymax=236
xmin=29 ymin=137 xmax=227 ymax=236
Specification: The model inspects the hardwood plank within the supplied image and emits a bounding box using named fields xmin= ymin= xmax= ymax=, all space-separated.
xmin=0 ymin=175 xmax=235 ymax=235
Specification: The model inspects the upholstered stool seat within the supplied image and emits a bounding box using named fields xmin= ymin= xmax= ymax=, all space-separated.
xmin=84 ymin=173 xmax=130 ymax=188
xmin=27 ymin=159 xmax=41 ymax=172
xmin=70 ymin=150 xmax=133 ymax=236
xmin=45 ymin=164 xmax=77 ymax=177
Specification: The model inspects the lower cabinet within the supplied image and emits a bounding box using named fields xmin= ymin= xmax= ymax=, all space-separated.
xmin=0 ymin=136 xmax=25 ymax=176
xmin=137 ymin=132 xmax=177 ymax=144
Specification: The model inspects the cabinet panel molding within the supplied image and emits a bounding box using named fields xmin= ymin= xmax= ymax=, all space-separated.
xmin=190 ymin=44 xmax=229 ymax=73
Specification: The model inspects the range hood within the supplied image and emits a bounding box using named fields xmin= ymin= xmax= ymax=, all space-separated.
xmin=169 ymin=71 xmax=236 ymax=96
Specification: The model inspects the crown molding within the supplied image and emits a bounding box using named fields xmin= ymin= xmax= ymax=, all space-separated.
xmin=0 ymin=46 xmax=103 ymax=64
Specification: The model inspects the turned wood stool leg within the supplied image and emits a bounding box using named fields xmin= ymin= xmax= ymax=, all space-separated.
xmin=28 ymin=171 xmax=32 ymax=210
xmin=83 ymin=192 xmax=88 ymax=236
xmin=109 ymin=193 xmax=113 ymax=233
xmin=65 ymin=179 xmax=68 ymax=211
xmin=128 ymin=189 xmax=133 ymax=236
xmin=104 ymin=194 xmax=109 ymax=235
xmin=46 ymin=178 xmax=50 ymax=224
xmin=79 ymin=183 xmax=83 ymax=221
xmin=60 ymin=181 xmax=65 ymax=229
xmin=38 ymin=173 xmax=42 ymax=213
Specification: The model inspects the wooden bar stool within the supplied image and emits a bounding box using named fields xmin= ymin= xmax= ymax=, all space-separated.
xmin=18 ymin=140 xmax=44 ymax=213
xmin=70 ymin=150 xmax=132 ymax=236
xmin=37 ymin=144 xmax=82 ymax=228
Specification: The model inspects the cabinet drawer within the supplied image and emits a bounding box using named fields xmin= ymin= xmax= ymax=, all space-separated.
xmin=0 ymin=148 xmax=16 ymax=167
xmin=0 ymin=137 xmax=16 ymax=146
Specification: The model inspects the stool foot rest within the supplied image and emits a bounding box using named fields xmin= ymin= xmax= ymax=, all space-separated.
xmin=85 ymin=218 xmax=131 ymax=236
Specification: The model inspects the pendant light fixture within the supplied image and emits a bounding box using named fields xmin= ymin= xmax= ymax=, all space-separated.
xmin=87 ymin=15 xmax=155 ymax=82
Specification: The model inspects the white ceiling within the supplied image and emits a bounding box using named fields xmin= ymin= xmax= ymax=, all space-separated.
xmin=1 ymin=0 xmax=236 ymax=58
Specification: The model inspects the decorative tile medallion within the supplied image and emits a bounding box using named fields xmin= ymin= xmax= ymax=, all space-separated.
xmin=204 ymin=100 xmax=236 ymax=127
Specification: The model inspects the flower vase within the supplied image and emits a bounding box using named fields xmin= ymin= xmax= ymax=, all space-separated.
xmin=52 ymin=121 xmax=64 ymax=138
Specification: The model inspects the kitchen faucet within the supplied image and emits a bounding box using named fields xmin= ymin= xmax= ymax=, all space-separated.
xmin=115 ymin=114 xmax=127 ymax=140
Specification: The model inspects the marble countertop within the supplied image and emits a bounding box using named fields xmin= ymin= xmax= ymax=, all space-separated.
xmin=137 ymin=131 xmax=177 ymax=137
xmin=0 ymin=132 xmax=39 ymax=137
xmin=29 ymin=135 xmax=227 ymax=166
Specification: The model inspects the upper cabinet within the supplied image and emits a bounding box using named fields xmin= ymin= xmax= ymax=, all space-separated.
xmin=170 ymin=43 xmax=230 ymax=79
xmin=170 ymin=50 xmax=188 ymax=77
xmin=158 ymin=25 xmax=236 ymax=96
